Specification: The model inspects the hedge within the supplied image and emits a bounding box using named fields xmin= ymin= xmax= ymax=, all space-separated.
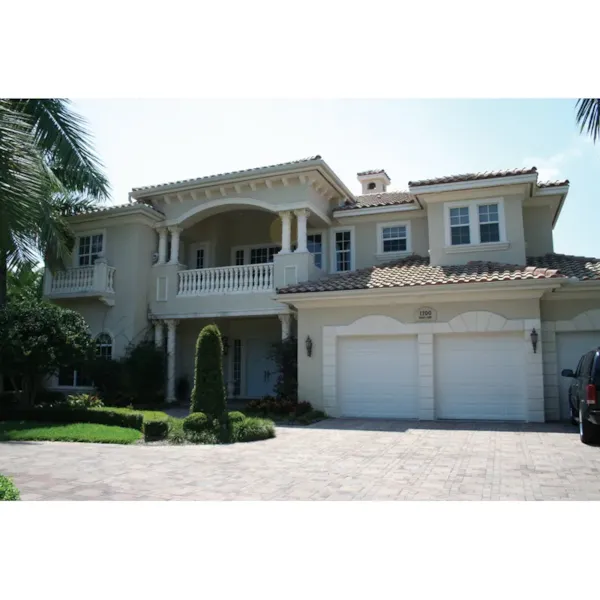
xmin=0 ymin=474 xmax=20 ymax=501
xmin=183 ymin=412 xmax=210 ymax=434
xmin=143 ymin=418 xmax=170 ymax=441
xmin=0 ymin=405 xmax=144 ymax=431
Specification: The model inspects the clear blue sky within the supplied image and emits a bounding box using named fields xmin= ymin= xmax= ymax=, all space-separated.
xmin=73 ymin=99 xmax=600 ymax=258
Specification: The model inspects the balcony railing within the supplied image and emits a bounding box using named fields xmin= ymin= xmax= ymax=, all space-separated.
xmin=177 ymin=263 xmax=274 ymax=296
xmin=44 ymin=262 xmax=116 ymax=304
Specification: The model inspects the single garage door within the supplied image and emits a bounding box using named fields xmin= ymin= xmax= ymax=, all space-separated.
xmin=556 ymin=331 xmax=600 ymax=420
xmin=337 ymin=335 xmax=419 ymax=419
xmin=434 ymin=332 xmax=526 ymax=421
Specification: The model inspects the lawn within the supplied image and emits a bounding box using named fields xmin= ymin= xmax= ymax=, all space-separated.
xmin=0 ymin=421 xmax=142 ymax=444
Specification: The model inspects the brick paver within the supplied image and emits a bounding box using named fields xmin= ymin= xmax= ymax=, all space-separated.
xmin=1 ymin=420 xmax=600 ymax=500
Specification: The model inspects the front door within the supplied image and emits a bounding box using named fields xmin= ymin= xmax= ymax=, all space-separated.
xmin=246 ymin=338 xmax=277 ymax=398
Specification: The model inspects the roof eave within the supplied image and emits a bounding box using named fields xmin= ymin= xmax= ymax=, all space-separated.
xmin=408 ymin=173 xmax=539 ymax=195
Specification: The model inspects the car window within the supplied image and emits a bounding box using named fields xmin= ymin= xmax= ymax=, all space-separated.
xmin=582 ymin=352 xmax=595 ymax=379
xmin=574 ymin=355 xmax=586 ymax=377
xmin=593 ymin=351 xmax=600 ymax=385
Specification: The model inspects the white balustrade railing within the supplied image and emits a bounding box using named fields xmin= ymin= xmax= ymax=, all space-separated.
xmin=46 ymin=263 xmax=115 ymax=296
xmin=178 ymin=263 xmax=274 ymax=296
xmin=50 ymin=266 xmax=95 ymax=293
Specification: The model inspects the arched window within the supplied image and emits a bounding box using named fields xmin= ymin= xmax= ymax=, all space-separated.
xmin=96 ymin=333 xmax=113 ymax=360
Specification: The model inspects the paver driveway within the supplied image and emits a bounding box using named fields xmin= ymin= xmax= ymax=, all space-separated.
xmin=2 ymin=420 xmax=600 ymax=500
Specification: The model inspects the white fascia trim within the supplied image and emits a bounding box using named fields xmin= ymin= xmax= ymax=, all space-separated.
xmin=409 ymin=173 xmax=538 ymax=195
xmin=278 ymin=278 xmax=562 ymax=303
xmin=332 ymin=204 xmax=420 ymax=218
xmin=535 ymin=186 xmax=569 ymax=197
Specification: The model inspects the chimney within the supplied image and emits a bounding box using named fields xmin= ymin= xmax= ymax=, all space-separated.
xmin=357 ymin=169 xmax=391 ymax=194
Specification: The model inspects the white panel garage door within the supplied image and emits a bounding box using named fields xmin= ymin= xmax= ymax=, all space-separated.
xmin=434 ymin=333 xmax=526 ymax=421
xmin=556 ymin=331 xmax=600 ymax=420
xmin=337 ymin=335 xmax=419 ymax=419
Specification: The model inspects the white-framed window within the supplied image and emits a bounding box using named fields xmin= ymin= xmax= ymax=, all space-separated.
xmin=376 ymin=221 xmax=411 ymax=257
xmin=234 ymin=249 xmax=245 ymax=266
xmin=307 ymin=231 xmax=324 ymax=269
xmin=57 ymin=367 xmax=92 ymax=388
xmin=77 ymin=232 xmax=104 ymax=266
xmin=189 ymin=242 xmax=210 ymax=270
xmin=444 ymin=198 xmax=507 ymax=250
xmin=330 ymin=227 xmax=354 ymax=273
xmin=231 ymin=244 xmax=281 ymax=266
xmin=195 ymin=248 xmax=205 ymax=269
xmin=95 ymin=332 xmax=113 ymax=360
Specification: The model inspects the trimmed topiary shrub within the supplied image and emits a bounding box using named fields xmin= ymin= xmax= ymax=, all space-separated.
xmin=0 ymin=474 xmax=20 ymax=501
xmin=66 ymin=393 xmax=104 ymax=409
xmin=190 ymin=324 xmax=227 ymax=420
xmin=232 ymin=417 xmax=276 ymax=443
xmin=143 ymin=418 xmax=170 ymax=441
xmin=228 ymin=411 xmax=245 ymax=424
xmin=183 ymin=412 xmax=210 ymax=433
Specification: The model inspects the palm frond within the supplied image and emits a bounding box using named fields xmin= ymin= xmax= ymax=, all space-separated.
xmin=576 ymin=99 xmax=600 ymax=143
xmin=15 ymin=99 xmax=110 ymax=200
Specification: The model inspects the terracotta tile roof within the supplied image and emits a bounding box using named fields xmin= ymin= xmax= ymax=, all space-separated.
xmin=527 ymin=253 xmax=600 ymax=280
xmin=357 ymin=169 xmax=390 ymax=178
xmin=278 ymin=253 xmax=600 ymax=294
xmin=408 ymin=167 xmax=538 ymax=187
xmin=537 ymin=180 xmax=570 ymax=188
xmin=69 ymin=202 xmax=164 ymax=216
xmin=132 ymin=155 xmax=323 ymax=192
xmin=337 ymin=191 xmax=417 ymax=211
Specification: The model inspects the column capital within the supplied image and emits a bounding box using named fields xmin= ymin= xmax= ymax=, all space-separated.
xmin=165 ymin=319 xmax=180 ymax=329
xmin=293 ymin=208 xmax=310 ymax=218
xmin=168 ymin=225 xmax=182 ymax=235
xmin=278 ymin=210 xmax=293 ymax=218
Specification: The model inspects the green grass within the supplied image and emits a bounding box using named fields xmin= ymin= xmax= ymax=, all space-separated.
xmin=97 ymin=407 xmax=170 ymax=421
xmin=0 ymin=421 xmax=142 ymax=444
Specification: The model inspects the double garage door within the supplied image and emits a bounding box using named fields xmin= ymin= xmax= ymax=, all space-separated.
xmin=337 ymin=332 xmax=527 ymax=421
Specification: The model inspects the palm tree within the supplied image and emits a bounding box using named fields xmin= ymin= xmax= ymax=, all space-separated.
xmin=0 ymin=99 xmax=109 ymax=307
xmin=576 ymin=99 xmax=600 ymax=143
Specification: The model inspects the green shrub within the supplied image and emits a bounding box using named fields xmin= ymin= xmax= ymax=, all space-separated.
xmin=167 ymin=418 xmax=185 ymax=444
xmin=34 ymin=390 xmax=67 ymax=406
xmin=0 ymin=474 xmax=20 ymax=501
xmin=186 ymin=429 xmax=219 ymax=445
xmin=296 ymin=409 xmax=327 ymax=425
xmin=268 ymin=336 xmax=297 ymax=401
xmin=228 ymin=411 xmax=245 ymax=423
xmin=143 ymin=418 xmax=170 ymax=441
xmin=122 ymin=340 xmax=166 ymax=405
xmin=88 ymin=358 xmax=124 ymax=403
xmin=190 ymin=324 xmax=226 ymax=419
xmin=183 ymin=412 xmax=210 ymax=433
xmin=246 ymin=397 xmax=311 ymax=417
xmin=66 ymin=393 xmax=104 ymax=409
xmin=232 ymin=417 xmax=276 ymax=442
xmin=0 ymin=405 xmax=144 ymax=431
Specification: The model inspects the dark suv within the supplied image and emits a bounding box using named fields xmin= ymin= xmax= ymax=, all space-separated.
xmin=562 ymin=347 xmax=600 ymax=444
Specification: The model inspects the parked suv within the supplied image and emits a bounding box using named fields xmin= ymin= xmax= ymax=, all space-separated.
xmin=562 ymin=347 xmax=600 ymax=444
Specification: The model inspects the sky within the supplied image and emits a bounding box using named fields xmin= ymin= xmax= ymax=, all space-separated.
xmin=72 ymin=99 xmax=600 ymax=258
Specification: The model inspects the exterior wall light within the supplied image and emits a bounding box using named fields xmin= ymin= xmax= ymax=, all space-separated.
xmin=530 ymin=328 xmax=539 ymax=353
xmin=305 ymin=335 xmax=313 ymax=357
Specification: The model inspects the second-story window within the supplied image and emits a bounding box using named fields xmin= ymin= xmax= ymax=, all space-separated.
xmin=235 ymin=250 xmax=245 ymax=266
xmin=449 ymin=207 xmax=470 ymax=246
xmin=307 ymin=233 xmax=323 ymax=268
xmin=78 ymin=234 xmax=103 ymax=266
xmin=478 ymin=203 xmax=500 ymax=243
xmin=382 ymin=225 xmax=407 ymax=252
xmin=250 ymin=246 xmax=280 ymax=264
xmin=334 ymin=230 xmax=352 ymax=272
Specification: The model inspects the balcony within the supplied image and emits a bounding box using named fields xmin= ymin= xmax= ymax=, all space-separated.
xmin=44 ymin=260 xmax=116 ymax=305
xmin=177 ymin=263 xmax=274 ymax=296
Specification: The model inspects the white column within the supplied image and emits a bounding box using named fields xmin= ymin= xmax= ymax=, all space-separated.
xmin=278 ymin=211 xmax=292 ymax=254
xmin=294 ymin=209 xmax=310 ymax=253
xmin=279 ymin=313 xmax=292 ymax=340
xmin=165 ymin=319 xmax=178 ymax=403
xmin=168 ymin=226 xmax=181 ymax=265
xmin=157 ymin=227 xmax=168 ymax=264
xmin=154 ymin=320 xmax=164 ymax=349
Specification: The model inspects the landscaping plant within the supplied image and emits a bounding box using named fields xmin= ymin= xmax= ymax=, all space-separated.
xmin=0 ymin=474 xmax=20 ymax=501
xmin=190 ymin=324 xmax=227 ymax=420
xmin=0 ymin=300 xmax=94 ymax=406
xmin=268 ymin=336 xmax=298 ymax=402
xmin=142 ymin=418 xmax=170 ymax=441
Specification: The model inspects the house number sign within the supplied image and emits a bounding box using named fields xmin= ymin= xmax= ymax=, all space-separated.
xmin=416 ymin=307 xmax=437 ymax=322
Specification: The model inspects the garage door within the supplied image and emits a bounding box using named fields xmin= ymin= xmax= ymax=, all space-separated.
xmin=434 ymin=333 xmax=526 ymax=421
xmin=556 ymin=331 xmax=600 ymax=420
xmin=337 ymin=335 xmax=418 ymax=418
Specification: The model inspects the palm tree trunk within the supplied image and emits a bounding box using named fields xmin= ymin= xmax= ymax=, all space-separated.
xmin=0 ymin=249 xmax=7 ymax=308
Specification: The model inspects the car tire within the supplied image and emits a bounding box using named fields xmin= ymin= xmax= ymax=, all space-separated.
xmin=580 ymin=408 xmax=600 ymax=445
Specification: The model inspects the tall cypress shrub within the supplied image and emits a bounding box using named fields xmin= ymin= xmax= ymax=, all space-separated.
xmin=190 ymin=324 xmax=226 ymax=419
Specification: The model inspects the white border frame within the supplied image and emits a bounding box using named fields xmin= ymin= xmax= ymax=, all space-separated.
xmin=230 ymin=242 xmax=282 ymax=266
xmin=443 ymin=197 xmax=508 ymax=252
xmin=376 ymin=220 xmax=412 ymax=259
xmin=307 ymin=228 xmax=326 ymax=271
xmin=322 ymin=312 xmax=543 ymax=422
xmin=189 ymin=241 xmax=211 ymax=269
xmin=329 ymin=225 xmax=356 ymax=273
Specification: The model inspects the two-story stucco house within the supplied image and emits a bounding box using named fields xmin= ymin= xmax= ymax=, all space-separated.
xmin=43 ymin=155 xmax=600 ymax=423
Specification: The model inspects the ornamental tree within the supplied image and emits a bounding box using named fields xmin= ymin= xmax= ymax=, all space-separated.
xmin=0 ymin=300 xmax=93 ymax=405
xmin=190 ymin=324 xmax=226 ymax=420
